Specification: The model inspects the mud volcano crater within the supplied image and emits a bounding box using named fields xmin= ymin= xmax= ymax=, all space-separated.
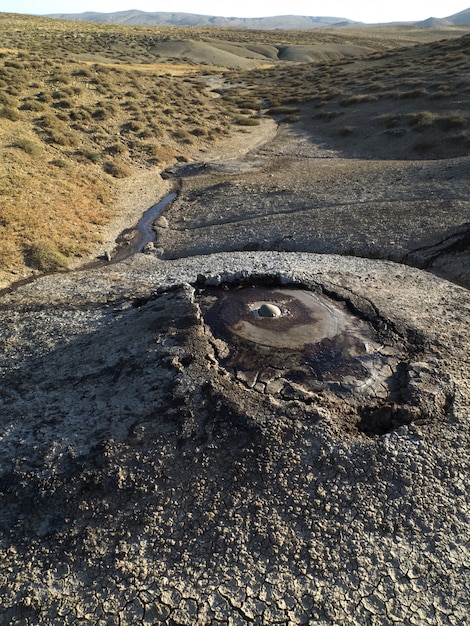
xmin=196 ymin=278 xmax=453 ymax=435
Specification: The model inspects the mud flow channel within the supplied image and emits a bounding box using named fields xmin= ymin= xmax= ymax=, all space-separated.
xmin=111 ymin=192 xmax=177 ymax=262
xmin=198 ymin=284 xmax=400 ymax=402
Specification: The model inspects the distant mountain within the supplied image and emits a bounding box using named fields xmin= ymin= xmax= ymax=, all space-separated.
xmin=416 ymin=17 xmax=452 ymax=27
xmin=413 ymin=7 xmax=470 ymax=26
xmin=45 ymin=10 xmax=359 ymax=30
xmin=45 ymin=8 xmax=470 ymax=29
xmin=445 ymin=7 xmax=470 ymax=24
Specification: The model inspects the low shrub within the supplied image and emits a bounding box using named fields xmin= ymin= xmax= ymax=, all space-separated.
xmin=49 ymin=158 xmax=69 ymax=168
xmin=69 ymin=108 xmax=93 ymax=123
xmin=103 ymin=159 xmax=132 ymax=178
xmin=190 ymin=126 xmax=208 ymax=137
xmin=397 ymin=88 xmax=428 ymax=98
xmin=105 ymin=142 xmax=126 ymax=156
xmin=340 ymin=94 xmax=378 ymax=106
xmin=382 ymin=114 xmax=402 ymax=128
xmin=407 ymin=111 xmax=437 ymax=130
xmin=127 ymin=120 xmax=143 ymax=132
xmin=53 ymin=99 xmax=73 ymax=109
xmin=20 ymin=98 xmax=45 ymax=112
xmin=234 ymin=115 xmax=260 ymax=126
xmin=77 ymin=149 xmax=102 ymax=164
xmin=73 ymin=68 xmax=93 ymax=78
xmin=0 ymin=92 xmax=16 ymax=106
xmin=11 ymin=138 xmax=41 ymax=155
xmin=313 ymin=111 xmax=344 ymax=121
xmin=438 ymin=115 xmax=468 ymax=130
xmin=430 ymin=89 xmax=457 ymax=99
xmin=338 ymin=126 xmax=355 ymax=136
xmin=0 ymin=106 xmax=20 ymax=121
xmin=37 ymin=91 xmax=52 ymax=103
xmin=47 ymin=129 xmax=78 ymax=147
xmin=25 ymin=243 xmax=69 ymax=272
xmin=173 ymin=128 xmax=194 ymax=143
xmin=52 ymin=72 xmax=71 ymax=84
xmin=282 ymin=114 xmax=299 ymax=124
xmin=266 ymin=105 xmax=299 ymax=115
xmin=92 ymin=107 xmax=110 ymax=121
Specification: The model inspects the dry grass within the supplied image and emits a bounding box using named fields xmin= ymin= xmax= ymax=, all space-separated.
xmin=0 ymin=12 xmax=469 ymax=284
xmin=0 ymin=15 xmax=248 ymax=283
xmin=223 ymin=32 xmax=470 ymax=159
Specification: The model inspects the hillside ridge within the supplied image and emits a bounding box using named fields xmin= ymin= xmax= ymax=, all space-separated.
xmin=45 ymin=7 xmax=470 ymax=28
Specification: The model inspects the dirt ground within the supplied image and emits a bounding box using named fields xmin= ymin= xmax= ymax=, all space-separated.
xmin=0 ymin=107 xmax=469 ymax=625
xmin=0 ymin=249 xmax=469 ymax=625
xmin=155 ymin=116 xmax=470 ymax=288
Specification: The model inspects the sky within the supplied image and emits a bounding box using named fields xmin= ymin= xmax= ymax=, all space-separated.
xmin=1 ymin=1 xmax=469 ymax=24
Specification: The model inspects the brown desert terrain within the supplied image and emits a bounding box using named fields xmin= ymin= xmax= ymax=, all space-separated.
xmin=0 ymin=13 xmax=469 ymax=625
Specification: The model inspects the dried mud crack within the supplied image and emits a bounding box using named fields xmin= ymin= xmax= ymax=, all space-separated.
xmin=156 ymin=126 xmax=470 ymax=289
xmin=1 ymin=254 xmax=469 ymax=625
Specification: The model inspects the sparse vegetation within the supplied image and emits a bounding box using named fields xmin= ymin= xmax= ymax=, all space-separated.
xmin=0 ymin=11 xmax=469 ymax=285
xmin=103 ymin=159 xmax=133 ymax=178
xmin=11 ymin=138 xmax=41 ymax=155
xmin=25 ymin=242 xmax=69 ymax=272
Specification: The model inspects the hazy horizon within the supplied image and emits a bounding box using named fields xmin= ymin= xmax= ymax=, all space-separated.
xmin=2 ymin=1 xmax=470 ymax=25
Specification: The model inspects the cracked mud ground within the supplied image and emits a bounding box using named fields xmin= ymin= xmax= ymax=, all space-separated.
xmin=158 ymin=124 xmax=470 ymax=289
xmin=0 ymin=251 xmax=469 ymax=625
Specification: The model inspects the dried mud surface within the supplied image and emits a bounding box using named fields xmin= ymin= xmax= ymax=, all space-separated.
xmin=0 ymin=113 xmax=469 ymax=625
xmin=1 ymin=251 xmax=469 ymax=625
xmin=158 ymin=122 xmax=470 ymax=288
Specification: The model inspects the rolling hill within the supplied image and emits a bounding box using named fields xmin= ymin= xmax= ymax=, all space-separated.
xmin=46 ymin=8 xmax=470 ymax=28
xmin=45 ymin=11 xmax=359 ymax=29
xmin=0 ymin=11 xmax=469 ymax=287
